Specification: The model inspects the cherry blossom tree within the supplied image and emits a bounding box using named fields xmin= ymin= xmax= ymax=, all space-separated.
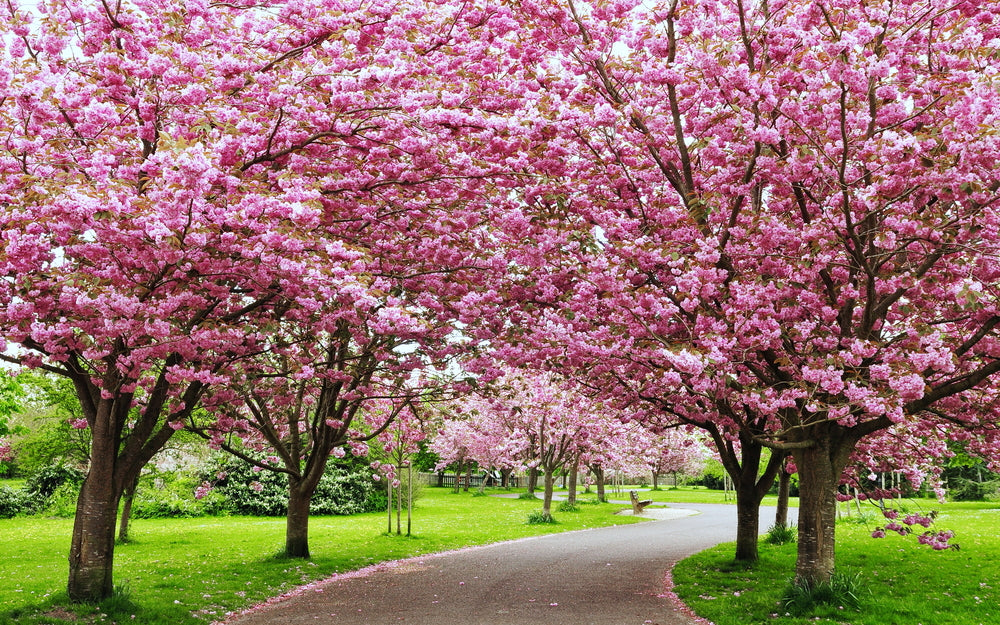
xmin=433 ymin=368 xmax=618 ymax=521
xmin=489 ymin=0 xmax=1000 ymax=585
xmin=373 ymin=403 xmax=428 ymax=535
xmin=188 ymin=343 xmax=431 ymax=558
xmin=0 ymin=0 xmax=521 ymax=601
xmin=638 ymin=429 xmax=709 ymax=489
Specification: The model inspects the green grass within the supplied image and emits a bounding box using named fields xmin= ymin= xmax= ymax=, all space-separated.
xmin=673 ymin=501 xmax=1000 ymax=625
xmin=0 ymin=487 xmax=640 ymax=625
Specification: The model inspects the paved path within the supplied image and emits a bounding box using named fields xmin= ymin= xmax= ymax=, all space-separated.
xmin=222 ymin=503 xmax=794 ymax=625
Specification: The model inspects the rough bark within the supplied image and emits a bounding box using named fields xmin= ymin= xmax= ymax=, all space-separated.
xmin=791 ymin=425 xmax=858 ymax=585
xmin=286 ymin=479 xmax=312 ymax=559
xmin=68 ymin=466 xmax=120 ymax=602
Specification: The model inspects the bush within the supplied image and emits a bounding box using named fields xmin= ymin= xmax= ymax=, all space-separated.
xmin=210 ymin=457 xmax=384 ymax=516
xmin=131 ymin=477 xmax=228 ymax=519
xmin=40 ymin=480 xmax=82 ymax=517
xmin=24 ymin=463 xmax=84 ymax=500
xmin=948 ymin=477 xmax=1000 ymax=502
xmin=557 ymin=501 xmax=580 ymax=512
xmin=311 ymin=468 xmax=385 ymax=515
xmin=0 ymin=486 xmax=28 ymax=518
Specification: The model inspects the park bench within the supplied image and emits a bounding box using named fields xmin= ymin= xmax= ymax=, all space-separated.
xmin=629 ymin=491 xmax=653 ymax=514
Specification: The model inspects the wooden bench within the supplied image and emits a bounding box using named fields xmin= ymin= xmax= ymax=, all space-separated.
xmin=630 ymin=491 xmax=653 ymax=514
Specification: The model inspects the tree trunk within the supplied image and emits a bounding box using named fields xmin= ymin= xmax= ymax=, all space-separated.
xmin=285 ymin=479 xmax=312 ymax=559
xmin=567 ymin=461 xmax=578 ymax=505
xmin=541 ymin=468 xmax=555 ymax=521
xmin=527 ymin=467 xmax=538 ymax=494
xmin=117 ymin=475 xmax=140 ymax=544
xmin=68 ymin=466 xmax=120 ymax=602
xmin=395 ymin=478 xmax=402 ymax=535
xmin=436 ymin=471 xmax=444 ymax=487
xmin=734 ymin=480 xmax=764 ymax=562
xmin=593 ymin=466 xmax=606 ymax=502
xmin=452 ymin=462 xmax=462 ymax=494
xmin=792 ymin=430 xmax=856 ymax=586
xmin=775 ymin=461 xmax=791 ymax=529
xmin=652 ymin=470 xmax=659 ymax=490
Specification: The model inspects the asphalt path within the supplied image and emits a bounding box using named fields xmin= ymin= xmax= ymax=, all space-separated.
xmin=222 ymin=501 xmax=796 ymax=625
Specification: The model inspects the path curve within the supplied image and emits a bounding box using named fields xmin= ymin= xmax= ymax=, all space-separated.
xmin=221 ymin=503 xmax=794 ymax=625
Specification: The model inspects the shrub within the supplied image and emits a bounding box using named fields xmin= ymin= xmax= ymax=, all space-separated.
xmin=0 ymin=486 xmax=28 ymax=518
xmin=557 ymin=501 xmax=580 ymax=512
xmin=210 ymin=456 xmax=384 ymax=516
xmin=24 ymin=463 xmax=84 ymax=500
xmin=40 ymin=480 xmax=82 ymax=517
xmin=311 ymin=468 xmax=384 ymax=515
xmin=518 ymin=492 xmax=537 ymax=500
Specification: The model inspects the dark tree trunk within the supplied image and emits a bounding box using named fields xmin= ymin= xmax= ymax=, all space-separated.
xmin=733 ymin=482 xmax=764 ymax=562
xmin=527 ymin=467 xmax=538 ymax=494
xmin=464 ymin=465 xmax=472 ymax=492
xmin=117 ymin=474 xmax=140 ymax=543
xmin=652 ymin=471 xmax=660 ymax=490
xmin=436 ymin=471 xmax=444 ymax=487
xmin=591 ymin=465 xmax=606 ymax=502
xmin=792 ymin=429 xmax=856 ymax=586
xmin=775 ymin=459 xmax=791 ymax=529
xmin=710 ymin=427 xmax=784 ymax=564
xmin=68 ymin=465 xmax=120 ymax=602
xmin=567 ymin=461 xmax=578 ymax=505
xmin=541 ymin=468 xmax=555 ymax=521
xmin=286 ymin=478 xmax=312 ymax=559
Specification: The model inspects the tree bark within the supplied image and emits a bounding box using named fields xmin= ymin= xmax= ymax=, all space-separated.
xmin=706 ymin=424 xmax=784 ymax=564
xmin=651 ymin=470 xmax=660 ymax=490
xmin=285 ymin=479 xmax=312 ymax=559
xmin=567 ymin=461 xmax=578 ymax=505
xmin=117 ymin=474 xmax=140 ymax=544
xmin=592 ymin=465 xmax=606 ymax=502
xmin=791 ymin=426 xmax=857 ymax=586
xmin=541 ymin=468 xmax=555 ymax=521
xmin=526 ymin=467 xmax=538 ymax=494
xmin=733 ymin=481 xmax=764 ymax=562
xmin=68 ymin=465 xmax=120 ymax=602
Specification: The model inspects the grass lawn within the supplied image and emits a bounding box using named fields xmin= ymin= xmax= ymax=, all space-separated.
xmin=0 ymin=487 xmax=640 ymax=625
xmin=673 ymin=500 xmax=1000 ymax=625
